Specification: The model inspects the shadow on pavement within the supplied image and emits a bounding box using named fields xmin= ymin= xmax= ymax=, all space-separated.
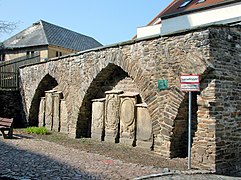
xmin=0 ymin=139 xmax=100 ymax=179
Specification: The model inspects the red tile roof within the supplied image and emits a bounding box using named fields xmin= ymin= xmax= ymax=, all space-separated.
xmin=146 ymin=0 xmax=179 ymax=26
xmin=161 ymin=0 xmax=240 ymax=19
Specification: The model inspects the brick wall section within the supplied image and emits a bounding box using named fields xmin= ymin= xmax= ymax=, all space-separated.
xmin=191 ymin=26 xmax=241 ymax=174
xmin=191 ymin=77 xmax=217 ymax=170
xmin=210 ymin=26 xmax=240 ymax=174
xmin=19 ymin=26 xmax=241 ymax=174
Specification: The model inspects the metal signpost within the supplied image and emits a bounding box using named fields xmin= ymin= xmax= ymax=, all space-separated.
xmin=180 ymin=75 xmax=200 ymax=170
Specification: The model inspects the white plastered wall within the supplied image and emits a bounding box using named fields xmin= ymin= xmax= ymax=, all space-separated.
xmin=161 ymin=2 xmax=241 ymax=34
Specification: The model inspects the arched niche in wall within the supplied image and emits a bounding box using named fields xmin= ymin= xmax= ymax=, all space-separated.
xmin=170 ymin=92 xmax=198 ymax=158
xmin=76 ymin=63 xmax=142 ymax=138
xmin=28 ymin=74 xmax=58 ymax=126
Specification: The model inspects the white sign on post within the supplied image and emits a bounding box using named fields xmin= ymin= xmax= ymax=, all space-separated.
xmin=180 ymin=75 xmax=200 ymax=92
xmin=180 ymin=74 xmax=200 ymax=170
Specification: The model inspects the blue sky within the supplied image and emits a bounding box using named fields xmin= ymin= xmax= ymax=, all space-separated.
xmin=0 ymin=0 xmax=173 ymax=45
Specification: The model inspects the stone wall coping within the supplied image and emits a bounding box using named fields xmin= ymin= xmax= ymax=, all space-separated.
xmin=105 ymin=90 xmax=124 ymax=94
xmin=45 ymin=90 xmax=57 ymax=93
xmin=136 ymin=103 xmax=148 ymax=108
xmin=19 ymin=25 xmax=234 ymax=71
xmin=53 ymin=91 xmax=63 ymax=94
xmin=91 ymin=98 xmax=106 ymax=102
xmin=118 ymin=92 xmax=139 ymax=97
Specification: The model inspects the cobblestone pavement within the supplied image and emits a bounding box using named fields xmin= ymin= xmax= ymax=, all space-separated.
xmin=0 ymin=136 xmax=240 ymax=180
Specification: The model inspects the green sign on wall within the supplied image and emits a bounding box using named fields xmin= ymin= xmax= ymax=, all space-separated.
xmin=158 ymin=80 xmax=168 ymax=91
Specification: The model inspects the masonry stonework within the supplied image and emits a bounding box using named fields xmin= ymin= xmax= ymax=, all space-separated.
xmin=0 ymin=91 xmax=26 ymax=127
xmin=19 ymin=26 xmax=241 ymax=174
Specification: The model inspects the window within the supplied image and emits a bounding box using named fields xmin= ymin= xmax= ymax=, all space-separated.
xmin=0 ymin=54 xmax=5 ymax=61
xmin=56 ymin=51 xmax=62 ymax=57
xmin=197 ymin=0 xmax=205 ymax=3
xmin=26 ymin=51 xmax=34 ymax=58
xmin=179 ymin=0 xmax=192 ymax=8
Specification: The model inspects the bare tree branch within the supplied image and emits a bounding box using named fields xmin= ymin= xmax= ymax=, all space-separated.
xmin=0 ymin=20 xmax=17 ymax=34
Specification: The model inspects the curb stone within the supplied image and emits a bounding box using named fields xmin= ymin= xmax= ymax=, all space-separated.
xmin=133 ymin=172 xmax=177 ymax=180
xmin=133 ymin=169 xmax=216 ymax=180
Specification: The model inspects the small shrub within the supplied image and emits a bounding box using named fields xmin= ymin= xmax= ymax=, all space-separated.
xmin=24 ymin=127 xmax=49 ymax=135
xmin=79 ymin=138 xmax=87 ymax=143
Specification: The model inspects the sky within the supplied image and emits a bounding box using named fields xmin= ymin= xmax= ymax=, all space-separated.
xmin=0 ymin=0 xmax=173 ymax=45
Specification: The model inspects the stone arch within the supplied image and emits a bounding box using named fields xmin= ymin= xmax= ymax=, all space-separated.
xmin=170 ymin=92 xmax=198 ymax=158
xmin=28 ymin=74 xmax=58 ymax=126
xmin=76 ymin=63 xmax=143 ymax=138
xmin=159 ymin=50 xmax=214 ymax=157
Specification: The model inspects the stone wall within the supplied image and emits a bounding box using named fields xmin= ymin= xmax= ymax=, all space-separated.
xmin=209 ymin=26 xmax=240 ymax=174
xmin=19 ymin=25 xmax=241 ymax=174
xmin=0 ymin=90 xmax=26 ymax=127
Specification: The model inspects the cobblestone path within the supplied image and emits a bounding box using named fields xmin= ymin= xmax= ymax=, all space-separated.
xmin=0 ymin=136 xmax=240 ymax=180
xmin=0 ymin=137 xmax=167 ymax=179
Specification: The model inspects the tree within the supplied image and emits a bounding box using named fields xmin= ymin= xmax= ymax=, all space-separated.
xmin=0 ymin=20 xmax=17 ymax=34
xmin=0 ymin=20 xmax=17 ymax=59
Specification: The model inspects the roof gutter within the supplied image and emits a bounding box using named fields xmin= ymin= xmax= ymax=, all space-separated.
xmin=2 ymin=44 xmax=48 ymax=51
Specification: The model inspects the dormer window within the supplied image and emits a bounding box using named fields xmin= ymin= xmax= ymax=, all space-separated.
xmin=179 ymin=0 xmax=192 ymax=8
xmin=197 ymin=0 xmax=205 ymax=3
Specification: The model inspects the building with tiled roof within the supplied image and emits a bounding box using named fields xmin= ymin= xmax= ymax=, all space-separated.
xmin=136 ymin=0 xmax=241 ymax=38
xmin=0 ymin=20 xmax=102 ymax=61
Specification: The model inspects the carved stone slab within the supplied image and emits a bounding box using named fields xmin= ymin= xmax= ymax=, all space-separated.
xmin=91 ymin=98 xmax=105 ymax=141
xmin=44 ymin=90 xmax=56 ymax=130
xmin=136 ymin=103 xmax=153 ymax=149
xmin=104 ymin=90 xmax=123 ymax=143
xmin=38 ymin=97 xmax=46 ymax=127
xmin=119 ymin=92 xmax=139 ymax=146
xmin=60 ymin=100 xmax=69 ymax=134
xmin=52 ymin=91 xmax=63 ymax=132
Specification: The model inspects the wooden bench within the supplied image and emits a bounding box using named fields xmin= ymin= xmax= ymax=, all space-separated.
xmin=0 ymin=117 xmax=14 ymax=139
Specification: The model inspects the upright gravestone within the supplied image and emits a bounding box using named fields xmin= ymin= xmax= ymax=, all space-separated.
xmin=44 ymin=90 xmax=56 ymax=130
xmin=38 ymin=97 xmax=46 ymax=127
xmin=91 ymin=98 xmax=105 ymax=141
xmin=136 ymin=103 xmax=153 ymax=149
xmin=52 ymin=91 xmax=63 ymax=132
xmin=60 ymin=99 xmax=68 ymax=134
xmin=104 ymin=90 xmax=123 ymax=143
xmin=119 ymin=92 xmax=139 ymax=146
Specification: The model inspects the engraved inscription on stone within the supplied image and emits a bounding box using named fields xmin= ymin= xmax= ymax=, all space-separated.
xmin=120 ymin=98 xmax=135 ymax=138
xmin=91 ymin=98 xmax=105 ymax=141
xmin=38 ymin=97 xmax=46 ymax=127
xmin=104 ymin=90 xmax=123 ymax=143
xmin=60 ymin=100 xmax=68 ymax=134
xmin=105 ymin=95 xmax=119 ymax=130
xmin=136 ymin=103 xmax=153 ymax=148
xmin=45 ymin=90 xmax=56 ymax=130
xmin=119 ymin=92 xmax=138 ymax=146
xmin=52 ymin=91 xmax=63 ymax=132
xmin=121 ymin=100 xmax=135 ymax=127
